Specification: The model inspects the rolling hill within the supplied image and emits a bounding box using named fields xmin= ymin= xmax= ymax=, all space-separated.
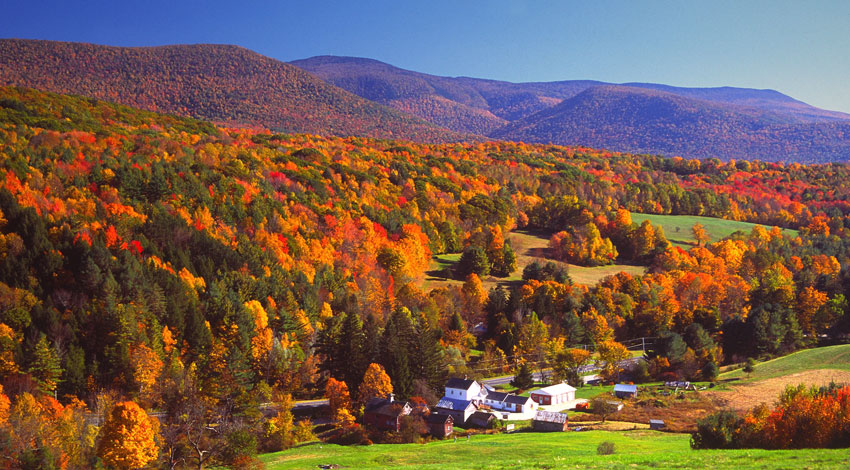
xmin=0 ymin=39 xmax=469 ymax=142
xmin=492 ymin=85 xmax=850 ymax=163
xmin=294 ymin=55 xmax=850 ymax=162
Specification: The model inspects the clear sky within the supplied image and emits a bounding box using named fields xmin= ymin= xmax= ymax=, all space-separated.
xmin=4 ymin=0 xmax=850 ymax=113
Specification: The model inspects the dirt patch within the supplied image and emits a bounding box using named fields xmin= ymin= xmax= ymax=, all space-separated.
xmin=706 ymin=369 xmax=850 ymax=413
xmin=567 ymin=420 xmax=649 ymax=431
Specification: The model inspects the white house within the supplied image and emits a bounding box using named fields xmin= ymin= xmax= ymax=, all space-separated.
xmin=481 ymin=391 xmax=538 ymax=413
xmin=444 ymin=378 xmax=483 ymax=401
xmin=530 ymin=382 xmax=577 ymax=406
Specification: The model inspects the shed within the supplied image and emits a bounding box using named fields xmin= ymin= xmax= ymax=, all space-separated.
xmin=649 ymin=419 xmax=666 ymax=430
xmin=613 ymin=384 xmax=638 ymax=399
xmin=467 ymin=411 xmax=496 ymax=429
xmin=530 ymin=382 xmax=577 ymax=406
xmin=425 ymin=413 xmax=454 ymax=437
xmin=532 ymin=410 xmax=568 ymax=432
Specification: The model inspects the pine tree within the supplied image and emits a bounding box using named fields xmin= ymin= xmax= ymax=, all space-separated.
xmin=29 ymin=335 xmax=62 ymax=395
xmin=510 ymin=362 xmax=534 ymax=390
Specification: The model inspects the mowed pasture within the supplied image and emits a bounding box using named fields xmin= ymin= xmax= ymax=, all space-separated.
xmin=631 ymin=212 xmax=799 ymax=250
xmin=261 ymin=429 xmax=849 ymax=470
xmin=707 ymin=344 xmax=850 ymax=412
xmin=423 ymin=230 xmax=646 ymax=290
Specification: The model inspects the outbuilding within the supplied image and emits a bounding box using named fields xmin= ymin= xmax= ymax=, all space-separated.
xmin=530 ymin=382 xmax=577 ymax=406
xmin=532 ymin=410 xmax=569 ymax=432
xmin=425 ymin=413 xmax=454 ymax=437
xmin=613 ymin=383 xmax=638 ymax=399
xmin=649 ymin=419 xmax=666 ymax=430
xmin=467 ymin=411 xmax=496 ymax=429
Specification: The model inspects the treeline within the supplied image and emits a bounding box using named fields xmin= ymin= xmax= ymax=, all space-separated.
xmin=1 ymin=86 xmax=850 ymax=465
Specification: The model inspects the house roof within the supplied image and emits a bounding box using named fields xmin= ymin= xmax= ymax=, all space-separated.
xmin=482 ymin=391 xmax=531 ymax=405
xmin=445 ymin=378 xmax=478 ymax=391
xmin=532 ymin=382 xmax=577 ymax=396
xmin=533 ymin=410 xmax=568 ymax=424
xmin=613 ymin=384 xmax=638 ymax=393
xmin=649 ymin=419 xmax=665 ymax=425
xmin=468 ymin=411 xmax=495 ymax=425
xmin=364 ymin=398 xmax=411 ymax=417
xmin=425 ymin=413 xmax=453 ymax=424
xmin=436 ymin=398 xmax=475 ymax=411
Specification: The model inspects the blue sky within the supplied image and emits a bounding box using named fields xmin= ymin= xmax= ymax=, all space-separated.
xmin=4 ymin=0 xmax=850 ymax=113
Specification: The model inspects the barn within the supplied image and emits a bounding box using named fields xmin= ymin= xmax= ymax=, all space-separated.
xmin=362 ymin=396 xmax=412 ymax=432
xmin=532 ymin=410 xmax=568 ymax=432
xmin=530 ymin=382 xmax=577 ymax=406
xmin=650 ymin=419 xmax=666 ymax=430
xmin=425 ymin=413 xmax=453 ymax=437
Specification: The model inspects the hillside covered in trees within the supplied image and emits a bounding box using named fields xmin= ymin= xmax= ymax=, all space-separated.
xmin=0 ymin=39 xmax=469 ymax=143
xmin=295 ymin=55 xmax=850 ymax=163
xmin=2 ymin=86 xmax=850 ymax=467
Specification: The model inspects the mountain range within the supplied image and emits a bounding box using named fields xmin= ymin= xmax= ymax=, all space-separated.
xmin=294 ymin=55 xmax=850 ymax=162
xmin=2 ymin=39 xmax=849 ymax=162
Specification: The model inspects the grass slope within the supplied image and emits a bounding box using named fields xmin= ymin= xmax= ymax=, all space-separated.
xmin=632 ymin=213 xmax=799 ymax=249
xmin=262 ymin=431 xmax=849 ymax=469
xmin=423 ymin=230 xmax=646 ymax=290
xmin=720 ymin=344 xmax=850 ymax=383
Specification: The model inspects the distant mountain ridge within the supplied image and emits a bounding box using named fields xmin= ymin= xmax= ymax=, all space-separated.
xmin=294 ymin=55 xmax=850 ymax=162
xmin=0 ymin=39 xmax=470 ymax=143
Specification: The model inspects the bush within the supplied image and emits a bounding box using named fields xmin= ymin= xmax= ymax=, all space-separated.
xmin=690 ymin=410 xmax=741 ymax=449
xmin=597 ymin=441 xmax=616 ymax=455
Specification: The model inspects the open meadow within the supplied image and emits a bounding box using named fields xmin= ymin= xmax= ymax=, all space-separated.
xmin=631 ymin=213 xmax=799 ymax=249
xmin=261 ymin=430 xmax=849 ymax=470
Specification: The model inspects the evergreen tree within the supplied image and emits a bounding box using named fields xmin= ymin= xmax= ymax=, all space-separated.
xmin=455 ymin=246 xmax=490 ymax=279
xmin=29 ymin=335 xmax=62 ymax=395
xmin=510 ymin=362 xmax=534 ymax=390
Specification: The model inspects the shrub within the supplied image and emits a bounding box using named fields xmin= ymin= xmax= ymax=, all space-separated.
xmin=691 ymin=410 xmax=741 ymax=449
xmin=597 ymin=441 xmax=616 ymax=455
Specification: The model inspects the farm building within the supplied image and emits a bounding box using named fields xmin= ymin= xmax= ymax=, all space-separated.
xmin=425 ymin=413 xmax=453 ymax=437
xmin=530 ymin=382 xmax=577 ymax=406
xmin=613 ymin=384 xmax=638 ymax=399
xmin=650 ymin=419 xmax=666 ymax=430
xmin=444 ymin=378 xmax=483 ymax=401
xmin=481 ymin=391 xmax=538 ymax=413
xmin=434 ymin=397 xmax=477 ymax=425
xmin=467 ymin=411 xmax=496 ymax=429
xmin=532 ymin=410 xmax=569 ymax=432
xmin=363 ymin=396 xmax=412 ymax=432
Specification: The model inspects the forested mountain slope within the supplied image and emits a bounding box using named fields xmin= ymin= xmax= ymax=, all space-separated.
xmin=0 ymin=39 xmax=469 ymax=142
xmin=2 ymin=86 xmax=850 ymax=466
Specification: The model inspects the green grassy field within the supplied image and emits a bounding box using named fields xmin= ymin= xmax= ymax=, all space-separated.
xmin=423 ymin=230 xmax=646 ymax=290
xmin=632 ymin=213 xmax=799 ymax=250
xmin=261 ymin=430 xmax=849 ymax=469
xmin=720 ymin=344 xmax=850 ymax=383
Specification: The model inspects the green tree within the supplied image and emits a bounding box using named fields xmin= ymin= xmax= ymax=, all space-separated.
xmin=510 ymin=362 xmax=534 ymax=390
xmin=455 ymin=246 xmax=490 ymax=279
xmin=29 ymin=336 xmax=62 ymax=395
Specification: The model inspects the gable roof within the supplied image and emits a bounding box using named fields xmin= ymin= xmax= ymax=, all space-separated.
xmin=445 ymin=378 xmax=478 ymax=391
xmin=533 ymin=410 xmax=568 ymax=424
xmin=364 ymin=398 xmax=411 ymax=417
xmin=436 ymin=398 xmax=476 ymax=411
xmin=483 ymin=390 xmax=533 ymax=405
xmin=425 ymin=413 xmax=453 ymax=424
xmin=613 ymin=384 xmax=638 ymax=393
xmin=532 ymin=382 xmax=577 ymax=396
xmin=468 ymin=411 xmax=495 ymax=424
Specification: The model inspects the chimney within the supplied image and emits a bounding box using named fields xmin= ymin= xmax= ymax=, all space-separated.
xmin=388 ymin=393 xmax=395 ymax=402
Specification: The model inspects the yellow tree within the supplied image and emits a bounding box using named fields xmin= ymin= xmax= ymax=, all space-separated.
xmin=97 ymin=401 xmax=159 ymax=470
xmin=797 ymin=286 xmax=828 ymax=336
xmin=692 ymin=223 xmax=709 ymax=247
xmin=0 ymin=384 xmax=8 ymax=426
xmin=358 ymin=363 xmax=393 ymax=404
xmin=325 ymin=377 xmax=354 ymax=426
xmin=597 ymin=340 xmax=631 ymax=382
